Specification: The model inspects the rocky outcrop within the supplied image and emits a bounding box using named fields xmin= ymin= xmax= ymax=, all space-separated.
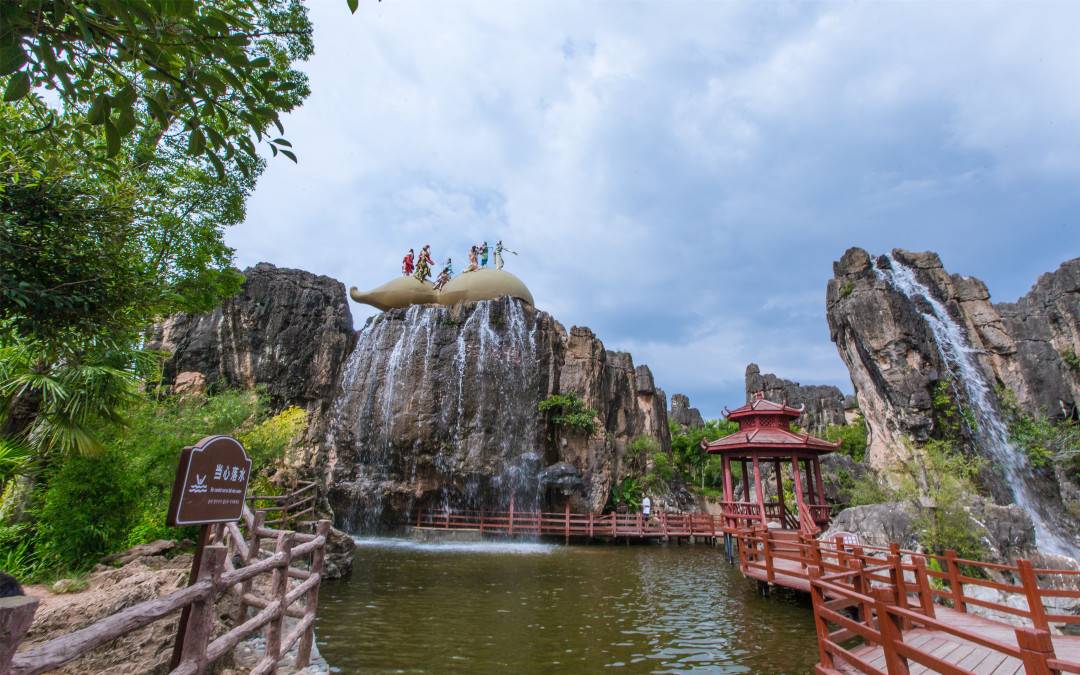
xmin=744 ymin=363 xmax=847 ymax=433
xmin=827 ymin=249 xmax=1080 ymax=469
xmin=826 ymin=248 xmax=1080 ymax=555
xmin=823 ymin=497 xmax=1035 ymax=565
xmin=147 ymin=263 xmax=356 ymax=471
xmin=325 ymin=299 xmax=672 ymax=529
xmin=669 ymin=393 xmax=705 ymax=429
xmin=151 ymin=265 xmax=673 ymax=532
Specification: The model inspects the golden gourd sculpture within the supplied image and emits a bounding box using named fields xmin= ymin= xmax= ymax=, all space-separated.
xmin=349 ymin=268 xmax=534 ymax=311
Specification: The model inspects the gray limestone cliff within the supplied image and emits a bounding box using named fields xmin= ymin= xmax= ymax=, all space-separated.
xmin=669 ymin=393 xmax=705 ymax=430
xmin=744 ymin=363 xmax=847 ymax=433
xmin=150 ymin=264 xmax=672 ymax=532
xmin=825 ymin=248 xmax=1080 ymax=554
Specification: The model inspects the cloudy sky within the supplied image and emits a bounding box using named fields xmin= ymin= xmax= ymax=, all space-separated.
xmin=228 ymin=1 xmax=1080 ymax=419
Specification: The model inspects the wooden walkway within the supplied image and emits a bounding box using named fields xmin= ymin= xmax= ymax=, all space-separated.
xmin=734 ymin=527 xmax=1080 ymax=674
xmin=414 ymin=507 xmax=725 ymax=541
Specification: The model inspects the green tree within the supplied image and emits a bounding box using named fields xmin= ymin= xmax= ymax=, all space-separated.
xmin=822 ymin=414 xmax=869 ymax=462
xmin=669 ymin=419 xmax=738 ymax=490
xmin=1 ymin=0 xmax=327 ymax=169
xmin=539 ymin=393 xmax=599 ymax=436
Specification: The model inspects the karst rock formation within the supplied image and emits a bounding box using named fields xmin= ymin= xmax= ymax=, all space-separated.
xmin=149 ymin=263 xmax=671 ymax=532
xmin=826 ymin=248 xmax=1080 ymax=555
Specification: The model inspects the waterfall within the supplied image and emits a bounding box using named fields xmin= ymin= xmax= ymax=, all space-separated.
xmin=324 ymin=297 xmax=546 ymax=532
xmin=876 ymin=254 xmax=1077 ymax=558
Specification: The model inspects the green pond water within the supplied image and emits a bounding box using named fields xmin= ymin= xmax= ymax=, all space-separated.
xmin=315 ymin=538 xmax=819 ymax=673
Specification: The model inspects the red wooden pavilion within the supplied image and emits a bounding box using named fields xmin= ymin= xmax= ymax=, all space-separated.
xmin=702 ymin=394 xmax=839 ymax=535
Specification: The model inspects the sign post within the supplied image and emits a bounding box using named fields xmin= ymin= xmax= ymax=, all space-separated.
xmin=166 ymin=435 xmax=252 ymax=669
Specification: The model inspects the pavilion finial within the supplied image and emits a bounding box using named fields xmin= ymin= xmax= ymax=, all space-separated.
xmin=752 ymin=391 xmax=765 ymax=401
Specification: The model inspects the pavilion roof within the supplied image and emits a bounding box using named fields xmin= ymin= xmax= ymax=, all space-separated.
xmin=723 ymin=397 xmax=805 ymax=420
xmin=703 ymin=426 xmax=840 ymax=455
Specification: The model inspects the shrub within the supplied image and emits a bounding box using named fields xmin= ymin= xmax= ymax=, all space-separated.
xmin=999 ymin=386 xmax=1080 ymax=475
xmin=822 ymin=415 xmax=868 ymax=462
xmin=539 ymin=393 xmax=598 ymax=435
xmin=1062 ymin=348 xmax=1080 ymax=372
xmin=899 ymin=440 xmax=986 ymax=559
xmin=33 ymin=448 xmax=139 ymax=572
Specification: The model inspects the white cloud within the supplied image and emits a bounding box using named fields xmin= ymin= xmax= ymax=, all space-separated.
xmin=230 ymin=0 xmax=1080 ymax=411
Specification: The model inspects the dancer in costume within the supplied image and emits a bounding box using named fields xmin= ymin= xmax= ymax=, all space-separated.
xmin=479 ymin=241 xmax=489 ymax=267
xmin=465 ymin=245 xmax=479 ymax=272
xmin=494 ymin=240 xmax=516 ymax=270
xmin=413 ymin=244 xmax=435 ymax=282
xmin=434 ymin=258 xmax=453 ymax=291
xmin=402 ymin=248 xmax=415 ymax=276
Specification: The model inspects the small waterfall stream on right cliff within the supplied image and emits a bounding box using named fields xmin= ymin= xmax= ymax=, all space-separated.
xmin=877 ymin=255 xmax=1077 ymax=558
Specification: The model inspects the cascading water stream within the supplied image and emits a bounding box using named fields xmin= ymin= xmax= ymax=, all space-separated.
xmin=324 ymin=298 xmax=546 ymax=532
xmin=876 ymin=254 xmax=1077 ymax=559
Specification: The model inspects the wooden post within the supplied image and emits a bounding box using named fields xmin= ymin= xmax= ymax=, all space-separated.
xmin=565 ymin=502 xmax=570 ymax=544
xmin=789 ymin=454 xmax=806 ymax=531
xmin=741 ymin=460 xmax=750 ymax=502
xmin=588 ymin=512 xmax=594 ymax=539
xmin=296 ymin=520 xmax=330 ymax=669
xmin=1018 ymin=558 xmax=1050 ymax=633
xmin=178 ymin=545 xmax=227 ymax=673
xmin=874 ymin=587 xmax=910 ymax=674
xmin=888 ymin=553 xmax=911 ymax=629
xmin=849 ymin=558 xmax=875 ymax=637
xmin=508 ymin=495 xmax=515 ymax=536
xmin=264 ymin=531 xmax=294 ymax=672
xmin=0 ymin=595 xmax=40 ymax=673
xmin=813 ymin=457 xmax=826 ymax=513
xmin=774 ymin=459 xmax=785 ymax=525
xmin=236 ymin=510 xmax=265 ymax=623
xmin=943 ymin=549 xmax=966 ymax=612
xmin=1015 ymin=626 xmax=1058 ymax=675
xmin=803 ymin=459 xmax=816 ymax=506
xmin=807 ymin=566 xmax=834 ymax=670
xmin=171 ymin=523 xmax=212 ymax=669
xmin=723 ymin=456 xmax=733 ymax=503
xmin=912 ymin=556 xmax=936 ymax=620
xmin=762 ymin=528 xmax=775 ymax=582
xmin=751 ymin=454 xmax=766 ymax=527
xmin=835 ymin=535 xmax=847 ymax=572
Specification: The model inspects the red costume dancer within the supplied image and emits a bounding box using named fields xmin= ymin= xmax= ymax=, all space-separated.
xmin=402 ymin=249 xmax=415 ymax=276
xmin=419 ymin=244 xmax=435 ymax=268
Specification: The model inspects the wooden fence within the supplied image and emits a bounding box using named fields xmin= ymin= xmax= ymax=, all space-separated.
xmin=731 ymin=526 xmax=1080 ymax=673
xmin=2 ymin=507 xmax=330 ymax=675
xmin=415 ymin=505 xmax=724 ymax=541
xmin=247 ymin=481 xmax=317 ymax=532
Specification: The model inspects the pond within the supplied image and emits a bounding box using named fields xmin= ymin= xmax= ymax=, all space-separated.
xmin=315 ymin=538 xmax=819 ymax=673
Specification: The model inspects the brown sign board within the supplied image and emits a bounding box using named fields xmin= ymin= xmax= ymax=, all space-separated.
xmin=167 ymin=435 xmax=252 ymax=526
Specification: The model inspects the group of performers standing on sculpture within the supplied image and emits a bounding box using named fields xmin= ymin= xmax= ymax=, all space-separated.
xmin=401 ymin=240 xmax=517 ymax=290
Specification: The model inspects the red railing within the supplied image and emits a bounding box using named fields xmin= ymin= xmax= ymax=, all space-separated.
xmin=414 ymin=506 xmax=724 ymax=540
xmin=727 ymin=526 xmax=1080 ymax=674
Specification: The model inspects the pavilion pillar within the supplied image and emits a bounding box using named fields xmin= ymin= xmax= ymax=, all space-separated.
xmin=751 ymin=454 xmax=766 ymax=527
xmin=790 ymin=454 xmax=807 ymax=529
xmin=803 ymin=459 xmax=816 ymax=505
xmin=813 ymin=458 xmax=826 ymax=507
xmin=741 ymin=460 xmax=750 ymax=502
xmin=722 ymin=456 xmax=733 ymax=503
xmin=773 ymin=459 xmax=785 ymax=524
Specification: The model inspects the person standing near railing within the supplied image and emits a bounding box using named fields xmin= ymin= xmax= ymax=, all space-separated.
xmin=642 ymin=495 xmax=652 ymax=523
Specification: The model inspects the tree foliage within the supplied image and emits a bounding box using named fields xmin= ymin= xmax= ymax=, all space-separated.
xmin=539 ymin=392 xmax=599 ymax=436
xmin=1 ymin=0 xmax=317 ymax=171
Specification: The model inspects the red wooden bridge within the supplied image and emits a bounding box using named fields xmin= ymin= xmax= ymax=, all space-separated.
xmin=414 ymin=505 xmax=725 ymax=542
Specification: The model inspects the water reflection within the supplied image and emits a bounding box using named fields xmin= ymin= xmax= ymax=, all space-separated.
xmin=316 ymin=539 xmax=818 ymax=673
